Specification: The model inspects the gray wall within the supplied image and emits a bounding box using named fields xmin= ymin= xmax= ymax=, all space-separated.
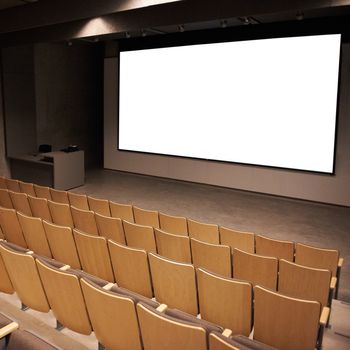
xmin=0 ymin=63 xmax=9 ymax=177
xmin=104 ymin=43 xmax=350 ymax=206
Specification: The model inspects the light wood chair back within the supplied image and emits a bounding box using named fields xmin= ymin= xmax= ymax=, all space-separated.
xmin=232 ymin=248 xmax=278 ymax=290
xmin=88 ymin=196 xmax=111 ymax=216
xmin=255 ymin=234 xmax=294 ymax=261
xmin=278 ymin=259 xmax=331 ymax=308
xmin=68 ymin=192 xmax=89 ymax=210
xmin=137 ymin=302 xmax=207 ymax=350
xmin=197 ymin=268 xmax=252 ymax=335
xmin=17 ymin=212 xmax=52 ymax=258
xmin=0 ymin=176 xmax=6 ymax=189
xmin=8 ymin=191 xmax=32 ymax=216
xmin=209 ymin=333 xmax=241 ymax=350
xmin=0 ymin=207 xmax=27 ymax=247
xmin=123 ymin=220 xmax=157 ymax=253
xmin=108 ymin=240 xmax=153 ymax=298
xmin=219 ymin=227 xmax=255 ymax=253
xmin=159 ymin=212 xmax=188 ymax=236
xmin=34 ymin=184 xmax=52 ymax=200
xmin=50 ymin=188 xmax=69 ymax=204
xmin=71 ymin=206 xmax=99 ymax=235
xmin=73 ymin=229 xmax=114 ymax=282
xmin=5 ymin=179 xmax=20 ymax=193
xmin=191 ymin=238 xmax=231 ymax=277
xmin=0 ymin=189 xmax=13 ymax=209
xmin=27 ymin=195 xmax=52 ymax=222
xmin=81 ymin=278 xmax=143 ymax=350
xmin=19 ymin=181 xmax=36 ymax=196
xmin=254 ymin=285 xmax=321 ymax=350
xmin=42 ymin=220 xmax=81 ymax=269
xmin=149 ymin=252 xmax=198 ymax=315
xmin=0 ymin=244 xmax=49 ymax=312
xmin=155 ymin=228 xmax=192 ymax=263
xmin=95 ymin=213 xmax=125 ymax=244
xmin=188 ymin=219 xmax=219 ymax=244
xmin=133 ymin=206 xmax=160 ymax=228
xmin=295 ymin=242 xmax=339 ymax=277
xmin=48 ymin=200 xmax=74 ymax=228
xmin=0 ymin=252 xmax=14 ymax=294
xmin=36 ymin=259 xmax=92 ymax=335
xmin=110 ymin=201 xmax=134 ymax=222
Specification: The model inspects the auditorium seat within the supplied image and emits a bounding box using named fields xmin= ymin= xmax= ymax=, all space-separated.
xmin=88 ymin=196 xmax=111 ymax=216
xmin=47 ymin=200 xmax=74 ymax=228
xmin=148 ymin=252 xmax=198 ymax=315
xmin=17 ymin=212 xmax=52 ymax=258
xmin=133 ymin=206 xmax=160 ymax=228
xmin=0 ymin=177 xmax=6 ymax=189
xmin=197 ymin=268 xmax=252 ymax=335
xmin=253 ymin=285 xmax=328 ymax=350
xmin=70 ymin=206 xmax=99 ymax=235
xmin=108 ymin=240 xmax=153 ymax=298
xmin=123 ymin=220 xmax=157 ymax=252
xmin=255 ymin=235 xmax=294 ymax=261
xmin=67 ymin=192 xmax=89 ymax=210
xmin=73 ymin=229 xmax=114 ymax=282
xmin=0 ymin=189 xmax=13 ymax=209
xmin=187 ymin=219 xmax=220 ymax=244
xmin=232 ymin=248 xmax=278 ymax=290
xmin=219 ymin=227 xmax=255 ymax=254
xmin=49 ymin=188 xmax=69 ymax=204
xmin=5 ymin=179 xmax=20 ymax=193
xmin=159 ymin=212 xmax=188 ymax=235
xmin=154 ymin=228 xmax=192 ymax=263
xmin=28 ymin=195 xmax=52 ymax=222
xmin=95 ymin=212 xmax=126 ymax=244
xmin=42 ymin=221 xmax=81 ymax=269
xmin=109 ymin=201 xmax=134 ymax=222
xmin=19 ymin=181 xmax=36 ymax=197
xmin=33 ymin=184 xmax=52 ymax=200
xmin=0 ymin=207 xmax=27 ymax=247
xmin=191 ymin=238 xmax=231 ymax=277
xmin=8 ymin=191 xmax=32 ymax=216
xmin=0 ymin=252 xmax=14 ymax=294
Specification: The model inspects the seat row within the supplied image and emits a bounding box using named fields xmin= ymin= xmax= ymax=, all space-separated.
xmin=0 ymin=240 xmax=327 ymax=350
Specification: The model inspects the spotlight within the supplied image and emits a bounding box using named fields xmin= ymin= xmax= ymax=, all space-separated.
xmin=296 ymin=11 xmax=304 ymax=20
xmin=67 ymin=41 xmax=73 ymax=46
xmin=141 ymin=29 xmax=147 ymax=37
xmin=178 ymin=24 xmax=185 ymax=32
xmin=220 ymin=20 xmax=228 ymax=28
xmin=125 ymin=31 xmax=131 ymax=38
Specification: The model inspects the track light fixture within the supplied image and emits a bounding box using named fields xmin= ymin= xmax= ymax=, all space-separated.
xmin=296 ymin=11 xmax=304 ymax=20
xmin=141 ymin=29 xmax=147 ymax=37
xmin=220 ymin=20 xmax=228 ymax=28
xmin=178 ymin=24 xmax=185 ymax=32
xmin=125 ymin=31 xmax=131 ymax=38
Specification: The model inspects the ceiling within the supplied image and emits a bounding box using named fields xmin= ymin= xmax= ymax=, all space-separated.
xmin=0 ymin=0 xmax=37 ymax=11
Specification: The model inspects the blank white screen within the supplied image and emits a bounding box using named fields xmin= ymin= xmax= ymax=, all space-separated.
xmin=119 ymin=34 xmax=341 ymax=173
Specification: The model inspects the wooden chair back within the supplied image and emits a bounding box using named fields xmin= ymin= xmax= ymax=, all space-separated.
xmin=33 ymin=184 xmax=52 ymax=200
xmin=0 ymin=176 xmax=6 ymax=189
xmin=232 ymin=248 xmax=278 ymax=290
xmin=47 ymin=200 xmax=74 ymax=228
xmin=19 ymin=181 xmax=36 ymax=196
xmin=8 ymin=191 xmax=32 ymax=216
xmin=42 ymin=220 xmax=81 ymax=269
xmin=191 ymin=238 xmax=231 ymax=277
xmin=68 ymin=192 xmax=89 ymax=210
xmin=133 ymin=206 xmax=160 ymax=228
xmin=159 ymin=212 xmax=188 ymax=236
xmin=5 ymin=179 xmax=20 ymax=193
xmin=71 ymin=206 xmax=99 ymax=235
xmin=155 ymin=228 xmax=192 ymax=263
xmin=110 ymin=201 xmax=134 ymax=222
xmin=255 ymin=234 xmax=294 ymax=261
xmin=95 ymin=213 xmax=125 ymax=244
xmin=197 ymin=268 xmax=252 ymax=335
xmin=88 ymin=196 xmax=111 ymax=216
xmin=149 ymin=252 xmax=198 ymax=315
xmin=108 ymin=240 xmax=153 ymax=298
xmin=219 ymin=227 xmax=255 ymax=253
xmin=49 ymin=188 xmax=69 ymax=204
xmin=123 ymin=220 xmax=157 ymax=253
xmin=0 ymin=252 xmax=14 ymax=294
xmin=0 ymin=207 xmax=27 ymax=247
xmin=27 ymin=195 xmax=52 ymax=222
xmin=188 ymin=219 xmax=219 ymax=244
xmin=0 ymin=189 xmax=13 ymax=209
xmin=209 ymin=333 xmax=241 ymax=350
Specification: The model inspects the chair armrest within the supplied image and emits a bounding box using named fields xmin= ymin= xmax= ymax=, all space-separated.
xmin=156 ymin=304 xmax=168 ymax=313
xmin=102 ymin=282 xmax=115 ymax=291
xmin=222 ymin=329 xmax=232 ymax=337
xmin=59 ymin=265 xmax=71 ymax=271
xmin=0 ymin=322 xmax=19 ymax=338
xmin=338 ymin=258 xmax=344 ymax=268
xmin=320 ymin=307 xmax=330 ymax=326
xmin=330 ymin=277 xmax=337 ymax=290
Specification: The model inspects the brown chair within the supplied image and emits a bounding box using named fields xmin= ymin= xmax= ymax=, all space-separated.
xmin=50 ymin=188 xmax=69 ymax=204
xmin=48 ymin=200 xmax=74 ymax=228
xmin=188 ymin=218 xmax=219 ymax=244
xmin=232 ymin=248 xmax=278 ymax=290
xmin=219 ymin=227 xmax=255 ymax=254
xmin=0 ymin=176 xmax=6 ymax=189
xmin=0 ymin=189 xmax=13 ymax=209
xmin=42 ymin=220 xmax=81 ymax=269
xmin=17 ymin=212 xmax=52 ymax=257
xmin=295 ymin=242 xmax=343 ymax=299
xmin=0 ymin=252 xmax=14 ymax=294
xmin=133 ymin=206 xmax=160 ymax=228
xmin=88 ymin=196 xmax=111 ymax=216
xmin=68 ymin=192 xmax=89 ymax=210
xmin=28 ymin=195 xmax=52 ymax=222
xmin=71 ymin=206 xmax=99 ymax=235
xmin=34 ymin=184 xmax=52 ymax=200
xmin=197 ymin=268 xmax=252 ymax=335
xmin=149 ymin=252 xmax=198 ymax=315
xmin=95 ymin=212 xmax=126 ymax=244
xmin=255 ymin=234 xmax=294 ymax=261
xmin=8 ymin=191 xmax=32 ymax=216
xmin=253 ymin=285 xmax=328 ymax=350
xmin=73 ymin=229 xmax=114 ymax=282
xmin=108 ymin=240 xmax=153 ymax=298
xmin=155 ymin=228 xmax=192 ymax=263
xmin=110 ymin=201 xmax=134 ymax=222
xmin=0 ymin=207 xmax=27 ymax=247
xmin=191 ymin=238 xmax=231 ymax=277
xmin=19 ymin=181 xmax=36 ymax=196
xmin=159 ymin=212 xmax=188 ymax=236
xmin=123 ymin=220 xmax=157 ymax=253
xmin=5 ymin=179 xmax=20 ymax=193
